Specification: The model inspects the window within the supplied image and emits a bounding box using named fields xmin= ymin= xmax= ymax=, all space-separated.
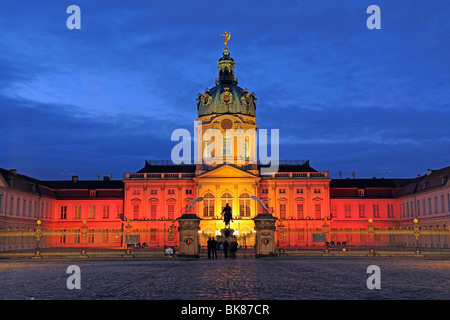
xmin=359 ymin=204 xmax=365 ymax=218
xmin=150 ymin=204 xmax=157 ymax=220
xmin=23 ymin=199 xmax=26 ymax=216
xmin=314 ymin=204 xmax=321 ymax=219
xmin=243 ymin=136 xmax=249 ymax=158
xmin=203 ymin=193 xmax=215 ymax=218
xmin=448 ymin=194 xmax=450 ymax=212
xmin=0 ymin=194 xmax=3 ymax=213
xmin=150 ymin=229 xmax=157 ymax=242
xmin=29 ymin=201 xmax=32 ymax=217
xmin=223 ymin=135 xmax=231 ymax=158
xmin=345 ymin=205 xmax=351 ymax=218
xmin=330 ymin=204 xmax=337 ymax=219
xmin=74 ymin=206 xmax=81 ymax=219
xmin=297 ymin=204 xmax=304 ymax=219
xmin=406 ymin=202 xmax=410 ymax=217
xmin=239 ymin=192 xmax=251 ymax=217
xmin=88 ymin=206 xmax=95 ymax=219
xmin=373 ymin=204 xmax=380 ymax=218
xmin=16 ymin=198 xmax=20 ymax=216
xmin=314 ymin=188 xmax=321 ymax=194
xmin=417 ymin=200 xmax=421 ymax=216
xmin=133 ymin=189 xmax=140 ymax=195
xmin=103 ymin=206 xmax=109 ymax=219
xmin=261 ymin=189 xmax=268 ymax=194
xmin=279 ymin=189 xmax=286 ymax=194
xmin=297 ymin=188 xmax=303 ymax=194
xmin=279 ymin=204 xmax=286 ymax=219
xmin=150 ymin=189 xmax=158 ymax=195
xmin=117 ymin=205 xmax=123 ymax=219
xmin=422 ymin=199 xmax=426 ymax=216
xmin=221 ymin=192 xmax=233 ymax=212
xmin=358 ymin=189 xmax=365 ymax=197
xmin=168 ymin=189 xmax=175 ymax=195
xmin=89 ymin=190 xmax=96 ymax=197
xmin=74 ymin=230 xmax=81 ymax=244
xmin=387 ymin=204 xmax=394 ymax=218
xmin=60 ymin=230 xmax=66 ymax=244
xmin=133 ymin=205 xmax=139 ymax=220
xmin=168 ymin=204 xmax=175 ymax=220
xmin=34 ymin=202 xmax=37 ymax=217
xmin=204 ymin=139 xmax=212 ymax=159
xmin=185 ymin=189 xmax=193 ymax=195
xmin=60 ymin=206 xmax=67 ymax=219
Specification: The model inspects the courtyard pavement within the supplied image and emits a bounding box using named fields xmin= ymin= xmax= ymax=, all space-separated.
xmin=0 ymin=256 xmax=448 ymax=300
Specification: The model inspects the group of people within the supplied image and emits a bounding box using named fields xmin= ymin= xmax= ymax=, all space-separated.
xmin=207 ymin=237 xmax=239 ymax=259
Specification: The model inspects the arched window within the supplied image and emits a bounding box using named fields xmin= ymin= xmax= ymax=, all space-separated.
xmin=221 ymin=192 xmax=233 ymax=212
xmin=203 ymin=193 xmax=215 ymax=218
xmin=239 ymin=192 xmax=251 ymax=217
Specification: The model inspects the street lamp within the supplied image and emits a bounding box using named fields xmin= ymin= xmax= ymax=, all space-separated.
xmin=182 ymin=197 xmax=204 ymax=215
xmin=413 ymin=218 xmax=421 ymax=254
xmin=34 ymin=220 xmax=42 ymax=256
xmin=251 ymin=196 xmax=270 ymax=214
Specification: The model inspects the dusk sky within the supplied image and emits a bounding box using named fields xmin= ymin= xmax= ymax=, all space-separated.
xmin=1 ymin=0 xmax=449 ymax=181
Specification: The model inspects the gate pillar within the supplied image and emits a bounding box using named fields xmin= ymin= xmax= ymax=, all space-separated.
xmin=253 ymin=213 xmax=278 ymax=257
xmin=177 ymin=214 xmax=202 ymax=258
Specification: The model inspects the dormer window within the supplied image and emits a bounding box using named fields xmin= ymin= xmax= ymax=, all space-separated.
xmin=89 ymin=190 xmax=97 ymax=198
xmin=358 ymin=189 xmax=365 ymax=197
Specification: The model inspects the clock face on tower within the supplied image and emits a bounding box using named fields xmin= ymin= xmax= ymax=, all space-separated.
xmin=221 ymin=118 xmax=233 ymax=130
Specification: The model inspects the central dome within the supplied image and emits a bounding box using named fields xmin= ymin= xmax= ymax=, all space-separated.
xmin=196 ymin=50 xmax=257 ymax=117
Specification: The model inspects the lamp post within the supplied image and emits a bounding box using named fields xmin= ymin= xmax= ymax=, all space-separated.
xmin=34 ymin=220 xmax=42 ymax=256
xmin=413 ymin=218 xmax=420 ymax=254
xmin=368 ymin=218 xmax=375 ymax=255
xmin=124 ymin=219 xmax=132 ymax=254
xmin=322 ymin=218 xmax=329 ymax=253
xmin=80 ymin=220 xmax=88 ymax=255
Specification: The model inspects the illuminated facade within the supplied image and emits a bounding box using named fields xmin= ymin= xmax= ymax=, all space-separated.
xmin=1 ymin=46 xmax=449 ymax=251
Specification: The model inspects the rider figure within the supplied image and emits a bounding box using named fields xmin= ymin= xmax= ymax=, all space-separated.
xmin=222 ymin=203 xmax=232 ymax=227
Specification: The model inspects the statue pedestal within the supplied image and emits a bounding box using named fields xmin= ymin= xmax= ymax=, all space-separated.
xmin=220 ymin=227 xmax=235 ymax=239
xmin=177 ymin=214 xmax=201 ymax=258
xmin=253 ymin=214 xmax=277 ymax=258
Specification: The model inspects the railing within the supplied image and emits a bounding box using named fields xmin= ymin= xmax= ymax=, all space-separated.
xmin=126 ymin=173 xmax=195 ymax=180
xmin=262 ymin=172 xmax=329 ymax=179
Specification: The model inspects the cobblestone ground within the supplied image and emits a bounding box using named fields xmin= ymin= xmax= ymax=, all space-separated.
xmin=0 ymin=257 xmax=448 ymax=300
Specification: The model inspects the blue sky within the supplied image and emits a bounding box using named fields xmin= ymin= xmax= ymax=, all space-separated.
xmin=0 ymin=0 xmax=449 ymax=180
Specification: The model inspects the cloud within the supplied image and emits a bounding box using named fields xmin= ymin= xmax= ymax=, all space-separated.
xmin=0 ymin=0 xmax=449 ymax=180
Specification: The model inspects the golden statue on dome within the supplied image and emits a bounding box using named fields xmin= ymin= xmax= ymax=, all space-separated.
xmin=220 ymin=31 xmax=231 ymax=51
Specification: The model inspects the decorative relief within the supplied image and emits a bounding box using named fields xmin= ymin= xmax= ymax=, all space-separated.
xmin=220 ymin=87 xmax=233 ymax=105
xmin=221 ymin=118 xmax=233 ymax=130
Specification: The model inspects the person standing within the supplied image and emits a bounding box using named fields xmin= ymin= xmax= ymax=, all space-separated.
xmin=223 ymin=240 xmax=229 ymax=258
xmin=211 ymin=237 xmax=217 ymax=259
xmin=207 ymin=238 xmax=212 ymax=258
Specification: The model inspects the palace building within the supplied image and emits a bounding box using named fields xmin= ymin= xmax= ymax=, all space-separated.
xmin=1 ymin=43 xmax=449 ymax=251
